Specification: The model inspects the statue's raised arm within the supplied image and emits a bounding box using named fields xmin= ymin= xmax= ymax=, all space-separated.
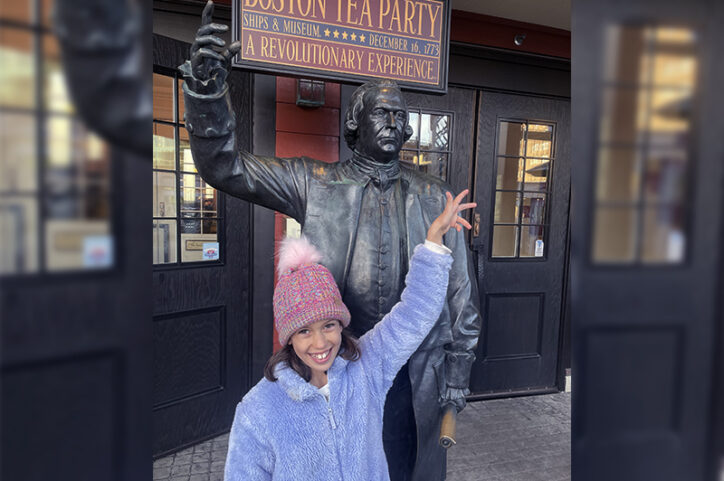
xmin=178 ymin=0 xmax=309 ymax=220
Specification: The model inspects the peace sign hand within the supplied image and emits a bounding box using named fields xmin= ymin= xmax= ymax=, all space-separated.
xmin=180 ymin=0 xmax=241 ymax=96
xmin=426 ymin=190 xmax=476 ymax=246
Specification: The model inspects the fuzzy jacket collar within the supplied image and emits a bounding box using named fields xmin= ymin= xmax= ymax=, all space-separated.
xmin=274 ymin=356 xmax=350 ymax=402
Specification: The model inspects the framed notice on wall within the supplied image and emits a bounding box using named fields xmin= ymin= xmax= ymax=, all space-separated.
xmin=232 ymin=0 xmax=451 ymax=93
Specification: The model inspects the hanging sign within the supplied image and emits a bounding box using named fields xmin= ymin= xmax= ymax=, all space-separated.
xmin=233 ymin=0 xmax=450 ymax=93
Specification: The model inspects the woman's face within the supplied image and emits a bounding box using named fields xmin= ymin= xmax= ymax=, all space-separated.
xmin=289 ymin=319 xmax=343 ymax=387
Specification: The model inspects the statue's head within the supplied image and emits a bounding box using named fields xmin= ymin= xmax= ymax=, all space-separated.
xmin=343 ymin=79 xmax=414 ymax=163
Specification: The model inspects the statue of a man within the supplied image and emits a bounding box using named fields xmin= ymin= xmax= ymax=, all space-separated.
xmin=180 ymin=3 xmax=482 ymax=479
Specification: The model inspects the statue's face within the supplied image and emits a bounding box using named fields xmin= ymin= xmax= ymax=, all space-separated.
xmin=356 ymin=87 xmax=408 ymax=163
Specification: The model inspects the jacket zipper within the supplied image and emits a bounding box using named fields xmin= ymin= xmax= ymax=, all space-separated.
xmin=322 ymin=395 xmax=344 ymax=481
xmin=327 ymin=405 xmax=337 ymax=429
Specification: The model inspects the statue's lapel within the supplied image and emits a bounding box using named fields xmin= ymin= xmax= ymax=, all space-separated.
xmin=303 ymin=177 xmax=365 ymax=292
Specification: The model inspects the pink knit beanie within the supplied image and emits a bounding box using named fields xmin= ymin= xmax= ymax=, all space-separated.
xmin=273 ymin=236 xmax=351 ymax=345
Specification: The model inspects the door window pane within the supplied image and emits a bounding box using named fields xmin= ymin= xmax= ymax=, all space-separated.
xmin=592 ymin=207 xmax=637 ymax=263
xmin=0 ymin=28 xmax=36 ymax=109
xmin=400 ymin=109 xmax=450 ymax=181
xmin=154 ymin=220 xmax=178 ymax=264
xmin=43 ymin=34 xmax=73 ymax=114
xmin=496 ymin=157 xmax=523 ymax=190
xmin=154 ymin=172 xmax=176 ymax=217
xmin=420 ymin=114 xmax=449 ymax=150
xmin=596 ymin=148 xmax=642 ymax=203
xmin=497 ymin=122 xmax=525 ymax=156
xmin=522 ymin=193 xmax=546 ymax=225
xmin=419 ymin=152 xmax=447 ymax=179
xmin=644 ymin=150 xmax=686 ymax=203
xmin=1 ymin=112 xmax=37 ymax=193
xmin=520 ymin=225 xmax=545 ymax=258
xmin=153 ymin=123 xmax=175 ymax=170
xmin=492 ymin=226 xmax=518 ymax=258
xmin=154 ymin=73 xmax=175 ymax=123
xmin=641 ymin=206 xmax=685 ymax=263
xmin=0 ymin=0 xmax=33 ymax=22
xmin=494 ymin=192 xmax=519 ymax=224
xmin=523 ymin=158 xmax=549 ymax=192
xmin=179 ymin=129 xmax=197 ymax=173
xmin=526 ymin=124 xmax=553 ymax=158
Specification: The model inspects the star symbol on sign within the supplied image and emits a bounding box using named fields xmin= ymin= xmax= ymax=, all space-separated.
xmin=333 ymin=30 xmax=339 ymax=38
xmin=324 ymin=28 xmax=330 ymax=37
xmin=342 ymin=31 xmax=348 ymax=40
xmin=359 ymin=34 xmax=366 ymax=43
xmin=350 ymin=33 xmax=357 ymax=41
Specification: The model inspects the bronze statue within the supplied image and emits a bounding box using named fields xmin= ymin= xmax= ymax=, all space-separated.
xmin=180 ymin=2 xmax=482 ymax=479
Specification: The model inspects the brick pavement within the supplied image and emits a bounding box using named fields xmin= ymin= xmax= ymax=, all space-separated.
xmin=153 ymin=392 xmax=571 ymax=481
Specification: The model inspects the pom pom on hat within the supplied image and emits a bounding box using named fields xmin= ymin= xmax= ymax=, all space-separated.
xmin=276 ymin=236 xmax=322 ymax=280
xmin=273 ymin=236 xmax=351 ymax=345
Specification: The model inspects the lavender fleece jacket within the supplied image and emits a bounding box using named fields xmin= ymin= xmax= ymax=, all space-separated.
xmin=224 ymin=244 xmax=453 ymax=481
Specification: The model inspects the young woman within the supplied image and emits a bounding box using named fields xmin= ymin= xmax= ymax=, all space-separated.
xmin=224 ymin=191 xmax=475 ymax=481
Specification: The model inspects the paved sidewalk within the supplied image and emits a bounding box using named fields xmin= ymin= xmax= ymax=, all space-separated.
xmin=153 ymin=392 xmax=570 ymax=481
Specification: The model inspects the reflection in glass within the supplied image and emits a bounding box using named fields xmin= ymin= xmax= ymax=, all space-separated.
xmin=403 ymin=111 xmax=420 ymax=149
xmin=649 ymin=88 xmax=692 ymax=142
xmin=592 ymin=207 xmax=637 ymax=263
xmin=596 ymin=148 xmax=642 ymax=203
xmin=153 ymin=220 xmax=178 ymax=264
xmin=153 ymin=123 xmax=175 ymax=170
xmin=0 ymin=112 xmax=37 ymax=193
xmin=178 ymin=79 xmax=186 ymax=123
xmin=599 ymin=87 xmax=647 ymax=144
xmin=492 ymin=226 xmax=518 ymax=258
xmin=496 ymin=157 xmax=523 ymax=190
xmin=181 ymin=217 xmax=201 ymax=234
xmin=399 ymin=149 xmax=417 ymax=167
xmin=154 ymin=73 xmax=175 ymax=122
xmin=494 ymin=191 xmax=519 ymax=224
xmin=520 ymin=225 xmax=545 ymax=258
xmin=181 ymin=188 xmax=201 ymax=212
xmin=203 ymin=219 xmax=218 ymax=234
xmin=420 ymin=114 xmax=449 ymax=150
xmin=44 ymin=34 xmax=73 ymax=113
xmin=179 ymin=129 xmax=197 ymax=173
xmin=154 ymin=172 xmax=177 ymax=217
xmin=526 ymin=124 xmax=552 ymax=158
xmin=46 ymin=115 xmax=73 ymax=168
xmin=523 ymin=158 xmax=549 ymax=192
xmin=641 ymin=206 xmax=685 ymax=263
xmin=0 ymin=1 xmax=33 ymax=22
xmin=644 ymin=150 xmax=686 ymax=203
xmin=0 ymin=28 xmax=35 ymax=108
xmin=419 ymin=152 xmax=447 ymax=179
xmin=522 ymin=193 xmax=546 ymax=225
xmin=497 ymin=122 xmax=525 ymax=156
xmin=0 ymin=197 xmax=39 ymax=274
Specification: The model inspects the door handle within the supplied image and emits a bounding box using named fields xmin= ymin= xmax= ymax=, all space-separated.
xmin=473 ymin=213 xmax=481 ymax=237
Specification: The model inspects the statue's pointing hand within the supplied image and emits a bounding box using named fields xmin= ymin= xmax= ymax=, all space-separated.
xmin=179 ymin=0 xmax=241 ymax=96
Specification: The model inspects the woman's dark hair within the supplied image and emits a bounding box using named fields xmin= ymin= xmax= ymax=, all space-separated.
xmin=264 ymin=328 xmax=361 ymax=383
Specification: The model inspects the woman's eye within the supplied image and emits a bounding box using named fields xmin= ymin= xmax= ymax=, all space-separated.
xmin=297 ymin=329 xmax=309 ymax=336
xmin=324 ymin=322 xmax=337 ymax=329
